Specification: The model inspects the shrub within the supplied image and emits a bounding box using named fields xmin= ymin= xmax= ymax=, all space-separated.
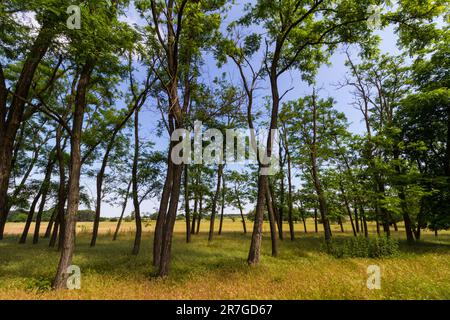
xmin=325 ymin=236 xmax=399 ymax=258
xmin=11 ymin=213 xmax=28 ymax=222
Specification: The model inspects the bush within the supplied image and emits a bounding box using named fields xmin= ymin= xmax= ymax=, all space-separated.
xmin=325 ymin=236 xmax=399 ymax=258
xmin=10 ymin=213 xmax=28 ymax=222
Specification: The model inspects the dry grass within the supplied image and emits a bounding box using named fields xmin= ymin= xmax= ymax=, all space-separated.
xmin=0 ymin=219 xmax=449 ymax=300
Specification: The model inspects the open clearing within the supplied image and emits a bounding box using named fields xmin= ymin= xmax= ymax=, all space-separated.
xmin=0 ymin=220 xmax=449 ymax=300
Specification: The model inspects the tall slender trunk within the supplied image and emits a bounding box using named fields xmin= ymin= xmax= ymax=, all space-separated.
xmin=361 ymin=207 xmax=368 ymax=238
xmin=340 ymin=184 xmax=356 ymax=236
xmin=208 ymin=164 xmax=223 ymax=241
xmin=285 ymin=136 xmax=295 ymax=241
xmin=196 ymin=194 xmax=202 ymax=234
xmin=310 ymin=94 xmax=331 ymax=243
xmin=300 ymin=209 xmax=307 ymax=233
xmin=314 ymin=208 xmax=318 ymax=233
xmin=21 ymin=148 xmax=55 ymax=244
xmin=268 ymin=180 xmax=282 ymax=239
xmin=113 ymin=179 xmax=132 ymax=241
xmin=153 ymin=154 xmax=173 ymax=266
xmin=184 ymin=164 xmax=191 ymax=243
xmin=19 ymin=190 xmax=41 ymax=244
xmin=278 ymin=147 xmax=285 ymax=239
xmin=33 ymin=157 xmax=55 ymax=244
xmin=53 ymin=61 xmax=93 ymax=289
xmin=236 ymin=191 xmax=247 ymax=234
xmin=338 ymin=217 xmax=344 ymax=233
xmin=131 ymin=107 xmax=141 ymax=255
xmin=191 ymin=195 xmax=197 ymax=235
xmin=354 ymin=207 xmax=360 ymax=233
xmin=50 ymin=125 xmax=67 ymax=249
xmin=44 ymin=208 xmax=57 ymax=238
xmin=248 ymin=174 xmax=267 ymax=265
xmin=158 ymin=163 xmax=183 ymax=276
xmin=265 ymin=183 xmax=278 ymax=257
xmin=218 ymin=175 xmax=225 ymax=235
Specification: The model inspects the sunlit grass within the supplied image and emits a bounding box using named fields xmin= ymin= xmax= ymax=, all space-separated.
xmin=0 ymin=219 xmax=449 ymax=299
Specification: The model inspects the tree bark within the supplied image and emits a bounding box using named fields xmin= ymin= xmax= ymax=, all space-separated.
xmin=184 ymin=164 xmax=191 ymax=243
xmin=248 ymin=174 xmax=267 ymax=265
xmin=53 ymin=61 xmax=93 ymax=289
xmin=218 ymin=175 xmax=225 ymax=235
xmin=208 ymin=164 xmax=223 ymax=241
xmin=33 ymin=156 xmax=55 ymax=244
xmin=196 ymin=194 xmax=202 ymax=235
xmin=113 ymin=179 xmax=132 ymax=241
xmin=236 ymin=190 xmax=247 ymax=234
xmin=265 ymin=182 xmax=278 ymax=256
xmin=131 ymin=107 xmax=142 ymax=255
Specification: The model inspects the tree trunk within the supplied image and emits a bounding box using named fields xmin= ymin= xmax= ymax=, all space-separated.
xmin=131 ymin=107 xmax=142 ymax=255
xmin=190 ymin=196 xmax=197 ymax=236
xmin=338 ymin=217 xmax=344 ymax=233
xmin=218 ymin=175 xmax=225 ymax=235
xmin=354 ymin=207 xmax=360 ymax=233
xmin=44 ymin=208 xmax=57 ymax=238
xmin=153 ymin=153 xmax=173 ymax=266
xmin=247 ymin=174 xmax=267 ymax=265
xmin=113 ymin=179 xmax=132 ymax=241
xmin=314 ymin=208 xmax=318 ymax=233
xmin=265 ymin=183 xmax=278 ymax=257
xmin=0 ymin=25 xmax=53 ymax=239
xmin=53 ymin=62 xmax=93 ymax=290
xmin=184 ymin=164 xmax=191 ymax=243
xmin=278 ymin=146 xmax=285 ymax=239
xmin=196 ymin=194 xmax=202 ymax=235
xmin=19 ymin=190 xmax=41 ymax=244
xmin=157 ymin=163 xmax=183 ymax=276
xmin=268 ymin=180 xmax=282 ymax=239
xmin=360 ymin=206 xmax=369 ymax=238
xmin=33 ymin=159 xmax=55 ymax=244
xmin=237 ymin=193 xmax=247 ymax=234
xmin=208 ymin=164 xmax=223 ymax=241
xmin=285 ymin=139 xmax=295 ymax=241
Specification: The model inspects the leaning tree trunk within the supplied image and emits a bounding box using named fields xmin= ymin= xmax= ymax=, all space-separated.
xmin=113 ymin=180 xmax=132 ymax=241
xmin=19 ymin=190 xmax=42 ymax=244
xmin=33 ymin=151 xmax=56 ymax=244
xmin=52 ymin=62 xmax=92 ymax=290
xmin=0 ymin=25 xmax=53 ymax=240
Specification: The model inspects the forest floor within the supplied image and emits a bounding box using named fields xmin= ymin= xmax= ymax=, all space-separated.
xmin=0 ymin=219 xmax=449 ymax=299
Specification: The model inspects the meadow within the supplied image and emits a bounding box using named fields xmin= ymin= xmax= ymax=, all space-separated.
xmin=0 ymin=219 xmax=449 ymax=300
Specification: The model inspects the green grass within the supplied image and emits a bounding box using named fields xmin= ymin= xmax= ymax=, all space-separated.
xmin=0 ymin=220 xmax=449 ymax=299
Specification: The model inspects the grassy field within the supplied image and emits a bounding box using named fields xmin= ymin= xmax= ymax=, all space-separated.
xmin=0 ymin=219 xmax=449 ymax=300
